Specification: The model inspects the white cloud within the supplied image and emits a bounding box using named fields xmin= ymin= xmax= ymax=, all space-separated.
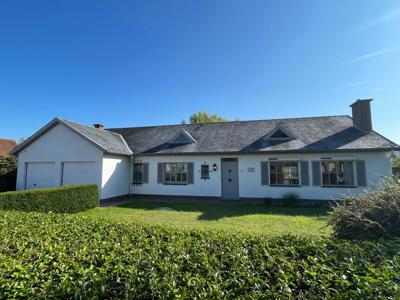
xmin=337 ymin=47 xmax=400 ymax=66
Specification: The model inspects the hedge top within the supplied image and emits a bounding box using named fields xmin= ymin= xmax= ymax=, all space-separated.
xmin=0 ymin=184 xmax=99 ymax=213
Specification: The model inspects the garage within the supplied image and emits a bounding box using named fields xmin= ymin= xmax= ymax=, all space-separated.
xmin=25 ymin=162 xmax=56 ymax=189
xmin=61 ymin=161 xmax=97 ymax=186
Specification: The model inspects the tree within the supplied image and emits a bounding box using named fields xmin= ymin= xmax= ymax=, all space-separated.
xmin=393 ymin=155 xmax=400 ymax=168
xmin=0 ymin=155 xmax=17 ymax=192
xmin=188 ymin=112 xmax=228 ymax=124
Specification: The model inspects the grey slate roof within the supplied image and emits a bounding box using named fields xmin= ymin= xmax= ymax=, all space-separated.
xmin=11 ymin=118 xmax=132 ymax=156
xmin=61 ymin=119 xmax=132 ymax=155
xmin=107 ymin=115 xmax=399 ymax=155
xmin=11 ymin=115 xmax=399 ymax=157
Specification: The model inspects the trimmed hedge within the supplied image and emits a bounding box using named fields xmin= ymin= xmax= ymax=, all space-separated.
xmin=0 ymin=184 xmax=99 ymax=213
xmin=0 ymin=211 xmax=399 ymax=299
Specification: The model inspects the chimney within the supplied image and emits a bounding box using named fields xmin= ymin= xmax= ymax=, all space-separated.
xmin=350 ymin=98 xmax=373 ymax=132
xmin=93 ymin=123 xmax=104 ymax=129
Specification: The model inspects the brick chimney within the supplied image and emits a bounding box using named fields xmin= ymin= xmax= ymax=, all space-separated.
xmin=350 ymin=98 xmax=373 ymax=132
xmin=93 ymin=124 xmax=104 ymax=129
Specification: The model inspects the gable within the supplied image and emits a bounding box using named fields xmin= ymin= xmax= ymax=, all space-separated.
xmin=169 ymin=129 xmax=197 ymax=145
xmin=269 ymin=128 xmax=290 ymax=139
xmin=263 ymin=126 xmax=294 ymax=141
xmin=11 ymin=118 xmax=132 ymax=156
xmin=17 ymin=123 xmax=103 ymax=160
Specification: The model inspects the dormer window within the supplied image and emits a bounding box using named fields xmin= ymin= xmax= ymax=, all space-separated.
xmin=269 ymin=129 xmax=290 ymax=139
xmin=264 ymin=126 xmax=293 ymax=141
xmin=169 ymin=129 xmax=197 ymax=145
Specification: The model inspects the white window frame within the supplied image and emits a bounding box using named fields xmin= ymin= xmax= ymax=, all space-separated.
xmin=164 ymin=162 xmax=188 ymax=185
xmin=200 ymin=164 xmax=210 ymax=180
xmin=133 ymin=163 xmax=144 ymax=184
xmin=321 ymin=160 xmax=356 ymax=187
xmin=269 ymin=160 xmax=300 ymax=186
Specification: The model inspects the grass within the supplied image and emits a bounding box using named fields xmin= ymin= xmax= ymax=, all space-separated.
xmin=79 ymin=200 xmax=331 ymax=236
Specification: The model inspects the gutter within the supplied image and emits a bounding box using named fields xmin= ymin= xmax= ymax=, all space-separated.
xmin=132 ymin=147 xmax=400 ymax=157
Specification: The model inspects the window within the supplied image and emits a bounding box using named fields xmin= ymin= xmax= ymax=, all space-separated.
xmin=269 ymin=161 xmax=299 ymax=185
xmin=322 ymin=160 xmax=354 ymax=186
xmin=269 ymin=129 xmax=290 ymax=139
xmin=201 ymin=164 xmax=210 ymax=179
xmin=133 ymin=163 xmax=144 ymax=184
xmin=165 ymin=163 xmax=188 ymax=184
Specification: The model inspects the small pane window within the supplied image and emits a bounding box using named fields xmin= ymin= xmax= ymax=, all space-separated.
xmin=133 ymin=163 xmax=144 ymax=184
xmin=201 ymin=164 xmax=210 ymax=179
xmin=322 ymin=161 xmax=354 ymax=186
xmin=165 ymin=163 xmax=188 ymax=184
xmin=269 ymin=161 xmax=299 ymax=185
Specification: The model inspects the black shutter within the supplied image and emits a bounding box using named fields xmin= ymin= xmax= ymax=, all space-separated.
xmin=312 ymin=161 xmax=321 ymax=186
xmin=261 ymin=161 xmax=269 ymax=185
xmin=356 ymin=160 xmax=367 ymax=187
xmin=157 ymin=163 xmax=164 ymax=184
xmin=187 ymin=162 xmax=194 ymax=184
xmin=143 ymin=163 xmax=149 ymax=183
xmin=301 ymin=161 xmax=309 ymax=186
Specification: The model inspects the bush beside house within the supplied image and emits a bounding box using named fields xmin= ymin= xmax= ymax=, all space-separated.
xmin=329 ymin=176 xmax=400 ymax=240
xmin=0 ymin=184 xmax=99 ymax=213
xmin=0 ymin=211 xmax=399 ymax=299
xmin=0 ymin=155 xmax=17 ymax=192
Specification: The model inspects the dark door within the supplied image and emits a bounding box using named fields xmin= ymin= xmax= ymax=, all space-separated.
xmin=221 ymin=158 xmax=239 ymax=200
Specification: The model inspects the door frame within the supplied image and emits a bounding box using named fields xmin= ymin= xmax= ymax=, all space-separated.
xmin=220 ymin=157 xmax=239 ymax=200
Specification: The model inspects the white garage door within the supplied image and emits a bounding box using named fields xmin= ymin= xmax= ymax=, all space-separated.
xmin=25 ymin=162 xmax=56 ymax=189
xmin=62 ymin=162 xmax=97 ymax=186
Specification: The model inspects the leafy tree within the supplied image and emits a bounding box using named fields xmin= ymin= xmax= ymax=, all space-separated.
xmin=393 ymin=155 xmax=400 ymax=168
xmin=0 ymin=155 xmax=17 ymax=192
xmin=188 ymin=112 xmax=228 ymax=124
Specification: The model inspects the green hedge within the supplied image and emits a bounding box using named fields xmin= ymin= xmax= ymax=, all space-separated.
xmin=0 ymin=211 xmax=399 ymax=299
xmin=0 ymin=185 xmax=99 ymax=213
xmin=0 ymin=155 xmax=17 ymax=192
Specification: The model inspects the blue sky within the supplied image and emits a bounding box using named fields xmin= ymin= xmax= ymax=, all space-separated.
xmin=1 ymin=0 xmax=399 ymax=143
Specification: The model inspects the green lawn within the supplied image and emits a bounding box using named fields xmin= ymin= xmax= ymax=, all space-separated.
xmin=79 ymin=201 xmax=331 ymax=236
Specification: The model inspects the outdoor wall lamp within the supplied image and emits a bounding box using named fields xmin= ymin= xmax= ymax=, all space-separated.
xmin=212 ymin=163 xmax=217 ymax=171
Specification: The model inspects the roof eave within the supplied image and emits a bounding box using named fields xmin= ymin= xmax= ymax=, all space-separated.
xmin=132 ymin=147 xmax=398 ymax=156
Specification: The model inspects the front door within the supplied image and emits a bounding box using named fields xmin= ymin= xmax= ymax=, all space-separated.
xmin=221 ymin=158 xmax=239 ymax=200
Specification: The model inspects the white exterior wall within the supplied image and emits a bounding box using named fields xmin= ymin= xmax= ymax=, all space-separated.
xmin=133 ymin=156 xmax=222 ymax=197
xmin=132 ymin=152 xmax=392 ymax=200
xmin=16 ymin=124 xmax=104 ymax=193
xmin=102 ymin=155 xmax=130 ymax=199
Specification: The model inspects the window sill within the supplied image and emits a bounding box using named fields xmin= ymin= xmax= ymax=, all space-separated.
xmin=269 ymin=184 xmax=300 ymax=187
xmin=163 ymin=182 xmax=188 ymax=185
xmin=132 ymin=182 xmax=144 ymax=185
xmin=322 ymin=185 xmax=357 ymax=189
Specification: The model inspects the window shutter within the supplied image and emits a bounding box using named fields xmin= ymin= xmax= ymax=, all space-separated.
xmin=157 ymin=163 xmax=164 ymax=184
xmin=301 ymin=161 xmax=310 ymax=186
xmin=187 ymin=162 xmax=194 ymax=184
xmin=312 ymin=161 xmax=321 ymax=186
xmin=261 ymin=161 xmax=269 ymax=185
xmin=356 ymin=160 xmax=367 ymax=187
xmin=143 ymin=163 xmax=149 ymax=183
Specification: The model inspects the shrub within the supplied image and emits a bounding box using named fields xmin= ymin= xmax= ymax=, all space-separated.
xmin=0 ymin=184 xmax=99 ymax=213
xmin=329 ymin=177 xmax=400 ymax=240
xmin=0 ymin=155 xmax=17 ymax=192
xmin=263 ymin=197 xmax=272 ymax=206
xmin=0 ymin=211 xmax=399 ymax=299
xmin=282 ymin=192 xmax=300 ymax=207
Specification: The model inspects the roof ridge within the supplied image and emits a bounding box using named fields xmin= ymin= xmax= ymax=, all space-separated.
xmin=106 ymin=115 xmax=351 ymax=131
